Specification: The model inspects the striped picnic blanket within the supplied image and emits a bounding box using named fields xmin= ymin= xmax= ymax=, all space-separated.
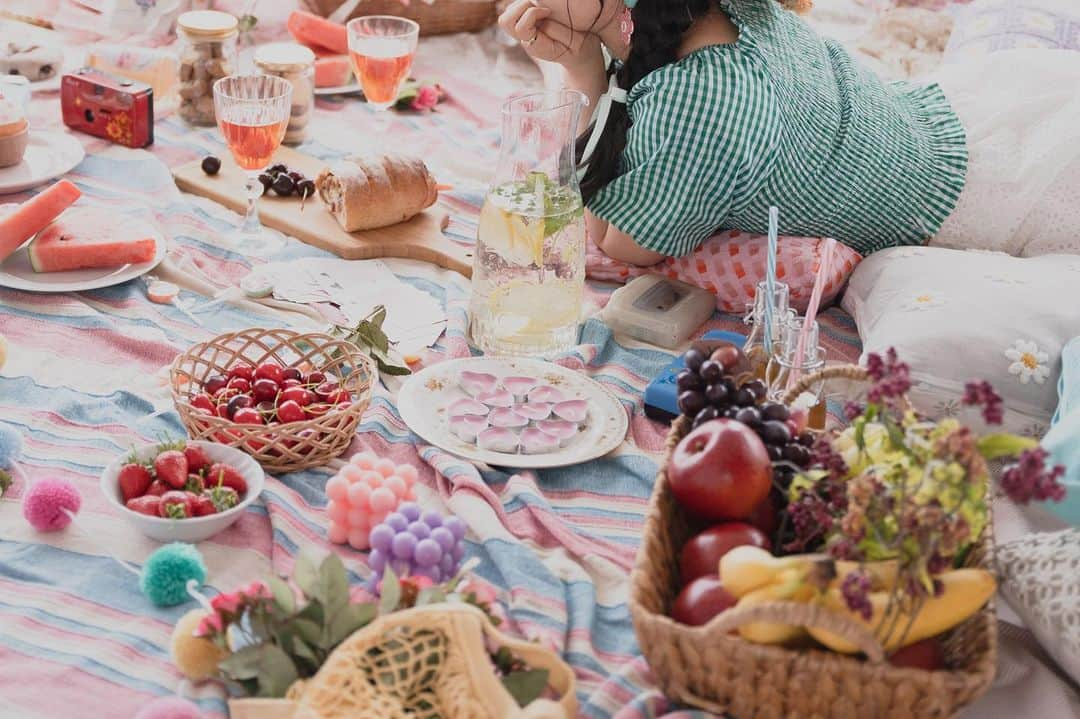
xmin=0 ymin=45 xmax=864 ymax=719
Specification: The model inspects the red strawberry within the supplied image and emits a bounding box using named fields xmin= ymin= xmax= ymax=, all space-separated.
xmin=191 ymin=494 xmax=218 ymax=517
xmin=184 ymin=473 xmax=205 ymax=493
xmin=154 ymin=450 xmax=189 ymax=489
xmin=145 ymin=479 xmax=170 ymax=497
xmin=205 ymin=485 xmax=240 ymax=512
xmin=184 ymin=444 xmax=211 ymax=473
xmin=117 ymin=463 xmax=152 ymax=502
xmin=126 ymin=495 xmax=162 ymax=517
xmin=159 ymin=490 xmax=194 ymax=519
xmin=207 ymin=462 xmax=247 ymax=496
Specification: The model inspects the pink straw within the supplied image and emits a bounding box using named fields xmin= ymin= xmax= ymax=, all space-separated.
xmin=787 ymin=238 xmax=837 ymax=391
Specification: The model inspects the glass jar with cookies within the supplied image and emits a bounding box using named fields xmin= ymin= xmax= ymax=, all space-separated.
xmin=177 ymin=11 xmax=238 ymax=126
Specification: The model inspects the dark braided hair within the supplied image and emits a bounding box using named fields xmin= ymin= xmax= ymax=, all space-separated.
xmin=577 ymin=0 xmax=810 ymax=205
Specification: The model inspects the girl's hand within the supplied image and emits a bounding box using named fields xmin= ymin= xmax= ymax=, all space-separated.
xmin=499 ymin=0 xmax=598 ymax=68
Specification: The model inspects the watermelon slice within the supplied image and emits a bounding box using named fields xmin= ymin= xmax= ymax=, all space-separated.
xmin=288 ymin=11 xmax=348 ymax=55
xmin=28 ymin=207 xmax=159 ymax=273
xmin=314 ymin=54 xmax=353 ymax=88
xmin=0 ymin=179 xmax=82 ymax=262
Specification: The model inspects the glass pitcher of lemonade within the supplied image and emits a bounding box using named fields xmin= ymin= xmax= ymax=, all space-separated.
xmin=468 ymin=90 xmax=587 ymax=356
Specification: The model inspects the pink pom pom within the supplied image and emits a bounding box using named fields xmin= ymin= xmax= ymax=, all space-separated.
xmin=23 ymin=479 xmax=81 ymax=532
xmin=134 ymin=696 xmax=206 ymax=719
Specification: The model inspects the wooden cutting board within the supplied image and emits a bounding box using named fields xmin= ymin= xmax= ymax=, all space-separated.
xmin=172 ymin=145 xmax=473 ymax=277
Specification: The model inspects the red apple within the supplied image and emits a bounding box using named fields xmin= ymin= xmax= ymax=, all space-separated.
xmin=671 ymin=575 xmax=737 ymax=627
xmin=888 ymin=638 xmax=947 ymax=671
xmin=668 ymin=419 xmax=772 ymax=521
xmin=680 ymin=522 xmax=769 ymax=585
xmin=745 ymin=495 xmax=780 ymax=537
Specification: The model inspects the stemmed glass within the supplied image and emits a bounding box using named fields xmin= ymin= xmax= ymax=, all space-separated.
xmin=347 ymin=16 xmax=419 ymax=118
xmin=213 ymin=74 xmax=293 ymax=254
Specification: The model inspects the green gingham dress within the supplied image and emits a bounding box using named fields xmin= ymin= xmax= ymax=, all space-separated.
xmin=588 ymin=0 xmax=969 ymax=257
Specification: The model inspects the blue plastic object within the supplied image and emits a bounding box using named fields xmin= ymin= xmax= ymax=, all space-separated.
xmin=644 ymin=330 xmax=747 ymax=422
xmin=1042 ymin=336 xmax=1080 ymax=526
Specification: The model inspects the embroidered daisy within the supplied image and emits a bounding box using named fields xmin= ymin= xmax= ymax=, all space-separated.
xmin=934 ymin=398 xmax=960 ymax=418
xmin=901 ymin=292 xmax=947 ymax=311
xmin=1005 ymin=340 xmax=1050 ymax=385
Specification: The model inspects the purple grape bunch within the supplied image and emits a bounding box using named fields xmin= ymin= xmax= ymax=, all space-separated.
xmin=367 ymin=502 xmax=467 ymax=589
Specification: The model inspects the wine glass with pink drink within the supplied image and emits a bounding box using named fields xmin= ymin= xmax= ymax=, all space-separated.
xmin=347 ymin=16 xmax=419 ymax=113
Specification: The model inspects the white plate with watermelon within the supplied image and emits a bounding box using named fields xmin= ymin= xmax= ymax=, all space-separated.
xmin=0 ymin=205 xmax=165 ymax=293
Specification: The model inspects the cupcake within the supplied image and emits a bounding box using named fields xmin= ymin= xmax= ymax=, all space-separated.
xmin=0 ymin=98 xmax=28 ymax=168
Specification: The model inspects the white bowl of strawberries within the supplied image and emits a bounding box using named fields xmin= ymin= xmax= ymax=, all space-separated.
xmin=100 ymin=440 xmax=265 ymax=543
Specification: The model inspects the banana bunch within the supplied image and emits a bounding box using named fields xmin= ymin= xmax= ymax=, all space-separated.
xmin=720 ymin=546 xmax=996 ymax=653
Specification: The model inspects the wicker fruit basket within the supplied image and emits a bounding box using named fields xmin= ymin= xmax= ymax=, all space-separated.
xmin=170 ymin=328 xmax=376 ymax=473
xmin=303 ymin=0 xmax=498 ymax=36
xmin=629 ymin=365 xmax=998 ymax=719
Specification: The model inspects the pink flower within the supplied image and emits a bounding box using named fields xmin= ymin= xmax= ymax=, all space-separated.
xmin=244 ymin=581 xmax=272 ymax=600
xmin=210 ymin=591 xmax=244 ymax=616
xmin=196 ymin=612 xmax=224 ymax=637
xmin=411 ymin=85 xmax=439 ymax=112
xmin=470 ymin=583 xmax=497 ymax=605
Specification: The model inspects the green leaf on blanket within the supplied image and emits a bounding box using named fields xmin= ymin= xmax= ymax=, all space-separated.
xmin=293 ymin=553 xmax=319 ymax=598
xmin=314 ymin=553 xmax=350 ymax=615
xmin=0 ymin=469 xmax=10 ymax=497
xmin=379 ymin=566 xmax=402 ymax=615
xmin=268 ymin=575 xmax=295 ymax=614
xmin=330 ymin=304 xmax=411 ymax=376
xmin=501 ymin=669 xmax=550 ymax=708
xmin=977 ymin=433 xmax=1038 ymax=460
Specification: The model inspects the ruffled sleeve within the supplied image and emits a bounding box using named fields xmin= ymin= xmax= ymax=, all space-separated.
xmin=588 ymin=56 xmax=781 ymax=257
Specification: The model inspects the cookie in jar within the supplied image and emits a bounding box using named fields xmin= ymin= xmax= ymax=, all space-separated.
xmin=176 ymin=10 xmax=238 ymax=126
xmin=253 ymin=43 xmax=315 ymax=146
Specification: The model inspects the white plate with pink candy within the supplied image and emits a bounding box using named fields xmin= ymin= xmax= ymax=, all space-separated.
xmin=397 ymin=357 xmax=629 ymax=469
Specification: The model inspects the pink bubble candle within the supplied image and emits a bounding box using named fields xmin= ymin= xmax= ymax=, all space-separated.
xmin=325 ymin=452 xmax=418 ymax=550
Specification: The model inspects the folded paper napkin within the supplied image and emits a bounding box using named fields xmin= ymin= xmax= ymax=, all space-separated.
xmin=995 ymin=528 xmax=1080 ymax=684
xmin=1042 ymin=337 xmax=1079 ymax=526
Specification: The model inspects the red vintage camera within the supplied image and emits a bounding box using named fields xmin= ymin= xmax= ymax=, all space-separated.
xmin=61 ymin=68 xmax=154 ymax=149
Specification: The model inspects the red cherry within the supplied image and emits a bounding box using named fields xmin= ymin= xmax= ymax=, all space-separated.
xmin=327 ymin=389 xmax=351 ymax=405
xmin=255 ymin=400 xmax=277 ymax=416
xmin=280 ymin=386 xmax=313 ymax=406
xmin=276 ymin=400 xmax=306 ymax=423
xmin=217 ymin=403 xmax=231 ymax=419
xmin=191 ymin=393 xmax=215 ymax=413
xmin=282 ymin=367 xmax=303 ymax=382
xmin=254 ymin=362 xmax=285 ymax=385
xmin=233 ymin=407 xmax=264 ymax=425
xmin=252 ymin=378 xmax=279 ymax=402
xmin=226 ymin=394 xmax=254 ymax=419
xmin=314 ymin=381 xmax=339 ymax=402
xmin=281 ymin=378 xmax=302 ymax=389
xmin=227 ymin=377 xmax=251 ymax=393
xmin=305 ymin=402 xmax=332 ymax=418
xmin=204 ymin=374 xmax=228 ymax=394
xmin=305 ymin=371 xmax=327 ymax=385
xmin=228 ymin=363 xmax=255 ymax=382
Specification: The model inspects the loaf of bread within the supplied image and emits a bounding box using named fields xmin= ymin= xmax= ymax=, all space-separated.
xmin=316 ymin=155 xmax=438 ymax=232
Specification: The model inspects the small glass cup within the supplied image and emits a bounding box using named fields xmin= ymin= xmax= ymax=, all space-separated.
xmin=767 ymin=315 xmax=827 ymax=429
xmin=213 ymin=74 xmax=292 ymax=254
xmin=347 ymin=16 xmax=419 ymax=113
xmin=743 ymin=280 xmax=790 ymax=377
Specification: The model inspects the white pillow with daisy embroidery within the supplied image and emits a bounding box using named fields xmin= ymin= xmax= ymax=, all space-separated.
xmin=841 ymin=247 xmax=1080 ymax=436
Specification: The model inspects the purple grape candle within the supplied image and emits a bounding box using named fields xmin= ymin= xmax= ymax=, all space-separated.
xmin=367 ymin=502 xmax=467 ymax=591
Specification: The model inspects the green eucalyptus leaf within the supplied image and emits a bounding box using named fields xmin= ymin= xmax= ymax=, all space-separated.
xmin=977 ymin=433 xmax=1038 ymax=460
xmin=379 ymin=567 xmax=402 ymax=615
xmin=254 ymin=644 xmax=301 ymax=698
xmin=293 ymin=554 xmax=319 ymax=598
xmin=217 ymin=645 xmax=263 ymax=681
xmin=415 ymin=587 xmax=446 ymax=606
xmin=316 ymin=554 xmax=350 ymax=614
xmin=369 ymin=305 xmax=387 ymax=328
xmin=292 ymin=617 xmax=322 ymax=647
xmin=501 ymin=669 xmax=550 ymax=708
xmin=290 ymin=636 xmax=319 ymax=666
xmin=268 ymin=575 xmax=296 ymax=614
xmin=326 ymin=602 xmax=376 ymax=647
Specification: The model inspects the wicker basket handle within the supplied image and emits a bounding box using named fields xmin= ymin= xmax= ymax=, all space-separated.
xmin=703 ymin=600 xmax=887 ymax=664
xmin=781 ymin=365 xmax=870 ymax=406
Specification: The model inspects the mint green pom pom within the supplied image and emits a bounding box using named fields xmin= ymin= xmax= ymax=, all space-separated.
xmin=140 ymin=543 xmax=206 ymax=607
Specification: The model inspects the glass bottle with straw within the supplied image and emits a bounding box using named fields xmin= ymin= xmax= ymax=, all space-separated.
xmin=767 ymin=314 xmax=827 ymax=429
xmin=743 ymin=206 xmax=788 ymax=380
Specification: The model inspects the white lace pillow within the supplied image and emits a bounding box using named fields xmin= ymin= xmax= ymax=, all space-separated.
xmin=996 ymin=529 xmax=1080 ymax=684
xmin=841 ymin=247 xmax=1080 ymax=435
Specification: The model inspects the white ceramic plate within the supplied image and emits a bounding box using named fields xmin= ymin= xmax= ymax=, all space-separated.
xmin=100 ymin=440 xmax=265 ymax=543
xmin=315 ymin=81 xmax=361 ymax=96
xmin=0 ymin=232 xmax=165 ymax=293
xmin=0 ymin=131 xmax=85 ymax=195
xmin=398 ymin=357 xmax=629 ymax=469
